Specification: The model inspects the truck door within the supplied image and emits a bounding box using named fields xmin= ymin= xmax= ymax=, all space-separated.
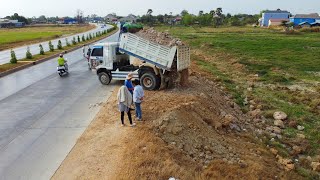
xmin=103 ymin=45 xmax=113 ymax=70
xmin=90 ymin=46 xmax=103 ymax=69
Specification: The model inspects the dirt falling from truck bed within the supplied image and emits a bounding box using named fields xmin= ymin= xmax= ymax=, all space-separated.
xmin=52 ymin=62 xmax=302 ymax=179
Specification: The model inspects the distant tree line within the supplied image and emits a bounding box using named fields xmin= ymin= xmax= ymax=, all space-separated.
xmin=4 ymin=13 xmax=29 ymax=24
xmin=137 ymin=8 xmax=260 ymax=27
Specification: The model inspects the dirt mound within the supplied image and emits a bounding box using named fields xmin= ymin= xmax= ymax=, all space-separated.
xmin=136 ymin=73 xmax=303 ymax=179
xmin=53 ymin=62 xmax=304 ymax=179
xmin=136 ymin=27 xmax=184 ymax=47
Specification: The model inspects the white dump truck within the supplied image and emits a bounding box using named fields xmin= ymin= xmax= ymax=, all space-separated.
xmin=89 ymin=33 xmax=190 ymax=90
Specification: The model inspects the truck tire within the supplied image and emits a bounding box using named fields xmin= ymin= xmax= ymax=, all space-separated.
xmin=98 ymin=72 xmax=111 ymax=85
xmin=140 ymin=72 xmax=159 ymax=90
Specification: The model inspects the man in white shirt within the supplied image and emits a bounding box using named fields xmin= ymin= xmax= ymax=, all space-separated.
xmin=133 ymin=80 xmax=144 ymax=121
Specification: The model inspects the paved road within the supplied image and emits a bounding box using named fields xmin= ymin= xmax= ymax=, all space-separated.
xmin=0 ymin=30 xmax=119 ymax=179
xmin=0 ymin=24 xmax=110 ymax=65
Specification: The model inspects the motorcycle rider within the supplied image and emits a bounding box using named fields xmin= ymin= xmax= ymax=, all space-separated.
xmin=57 ymin=53 xmax=68 ymax=71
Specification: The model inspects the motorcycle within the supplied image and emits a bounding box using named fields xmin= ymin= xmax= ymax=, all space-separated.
xmin=57 ymin=60 xmax=69 ymax=77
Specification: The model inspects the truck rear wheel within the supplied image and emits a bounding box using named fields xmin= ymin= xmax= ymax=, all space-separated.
xmin=98 ymin=72 xmax=111 ymax=85
xmin=140 ymin=72 xmax=159 ymax=90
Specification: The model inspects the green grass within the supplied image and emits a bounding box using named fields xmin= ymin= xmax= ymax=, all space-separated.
xmin=0 ymin=25 xmax=95 ymax=50
xmin=157 ymin=26 xmax=320 ymax=82
xmin=155 ymin=25 xmax=320 ymax=157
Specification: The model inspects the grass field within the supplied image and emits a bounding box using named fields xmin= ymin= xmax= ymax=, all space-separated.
xmin=156 ymin=26 xmax=320 ymax=165
xmin=0 ymin=25 xmax=95 ymax=50
xmin=0 ymin=25 xmax=118 ymax=73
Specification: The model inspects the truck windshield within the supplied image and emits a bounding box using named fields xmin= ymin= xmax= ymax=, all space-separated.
xmin=91 ymin=47 xmax=103 ymax=57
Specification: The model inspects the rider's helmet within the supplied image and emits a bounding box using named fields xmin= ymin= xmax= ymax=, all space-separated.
xmin=59 ymin=54 xmax=63 ymax=58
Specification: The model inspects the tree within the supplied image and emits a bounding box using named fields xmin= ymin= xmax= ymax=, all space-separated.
xmin=39 ymin=44 xmax=45 ymax=55
xmin=49 ymin=41 xmax=54 ymax=52
xmin=181 ymin=10 xmax=189 ymax=17
xmin=76 ymin=9 xmax=84 ymax=24
xmin=82 ymin=35 xmax=86 ymax=41
xmin=216 ymin=8 xmax=223 ymax=16
xmin=89 ymin=33 xmax=92 ymax=40
xmin=147 ymin=9 xmax=153 ymax=16
xmin=230 ymin=16 xmax=242 ymax=26
xmin=199 ymin=10 xmax=204 ymax=16
xmin=147 ymin=9 xmax=153 ymax=25
xmin=77 ymin=36 xmax=81 ymax=43
xmin=10 ymin=50 xmax=17 ymax=64
xmin=26 ymin=47 xmax=32 ymax=59
xmin=86 ymin=35 xmax=89 ymax=41
xmin=214 ymin=7 xmax=223 ymax=27
xmin=38 ymin=15 xmax=47 ymax=23
xmin=66 ymin=38 xmax=71 ymax=46
xmin=57 ymin=40 xmax=62 ymax=50
xmin=182 ymin=14 xmax=194 ymax=26
xmin=9 ymin=13 xmax=29 ymax=24
xmin=72 ymin=37 xmax=77 ymax=45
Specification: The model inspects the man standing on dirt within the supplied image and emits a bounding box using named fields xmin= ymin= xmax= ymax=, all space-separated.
xmin=125 ymin=73 xmax=134 ymax=94
xmin=133 ymin=80 xmax=144 ymax=121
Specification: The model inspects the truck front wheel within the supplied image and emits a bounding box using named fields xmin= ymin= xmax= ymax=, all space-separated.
xmin=140 ymin=72 xmax=159 ymax=90
xmin=98 ymin=72 xmax=111 ymax=85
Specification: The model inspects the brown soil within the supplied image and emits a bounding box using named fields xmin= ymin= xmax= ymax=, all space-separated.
xmin=52 ymin=59 xmax=304 ymax=179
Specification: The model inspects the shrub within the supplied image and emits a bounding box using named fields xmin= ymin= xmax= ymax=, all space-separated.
xmin=72 ymin=37 xmax=77 ymax=45
xmin=96 ymin=32 xmax=99 ymax=37
xmin=82 ymin=35 xmax=86 ymax=41
xmin=39 ymin=44 xmax=45 ymax=55
xmin=66 ymin=38 xmax=71 ymax=46
xmin=86 ymin=35 xmax=89 ymax=41
xmin=57 ymin=40 xmax=63 ymax=50
xmin=89 ymin=33 xmax=92 ymax=39
xmin=49 ymin=41 xmax=54 ymax=52
xmin=10 ymin=49 xmax=17 ymax=64
xmin=26 ymin=47 xmax=33 ymax=59
xmin=78 ymin=35 xmax=81 ymax=43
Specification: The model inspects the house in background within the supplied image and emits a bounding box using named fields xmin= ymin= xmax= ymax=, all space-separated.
xmin=64 ymin=18 xmax=77 ymax=24
xmin=260 ymin=9 xmax=290 ymax=27
xmin=290 ymin=13 xmax=320 ymax=26
xmin=298 ymin=22 xmax=311 ymax=28
xmin=268 ymin=19 xmax=289 ymax=27
xmin=310 ymin=22 xmax=320 ymax=27
xmin=0 ymin=19 xmax=25 ymax=28
xmin=119 ymin=14 xmax=139 ymax=23
xmin=105 ymin=14 xmax=118 ymax=23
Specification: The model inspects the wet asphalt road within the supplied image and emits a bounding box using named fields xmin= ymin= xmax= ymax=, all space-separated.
xmin=0 ymin=28 xmax=119 ymax=179
xmin=0 ymin=24 xmax=108 ymax=65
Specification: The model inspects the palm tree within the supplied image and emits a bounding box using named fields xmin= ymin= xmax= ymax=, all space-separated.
xmin=147 ymin=9 xmax=153 ymax=25
xmin=147 ymin=9 xmax=153 ymax=16
xmin=210 ymin=10 xmax=216 ymax=17
xmin=216 ymin=8 xmax=223 ymax=16
xmin=199 ymin=10 xmax=204 ymax=16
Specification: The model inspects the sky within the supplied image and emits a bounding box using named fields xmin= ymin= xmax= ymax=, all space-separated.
xmin=0 ymin=0 xmax=319 ymax=18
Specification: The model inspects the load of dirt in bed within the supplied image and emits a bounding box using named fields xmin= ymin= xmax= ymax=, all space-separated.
xmin=135 ymin=27 xmax=185 ymax=47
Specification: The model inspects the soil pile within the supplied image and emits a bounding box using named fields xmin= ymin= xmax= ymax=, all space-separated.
xmin=52 ymin=64 xmax=303 ymax=179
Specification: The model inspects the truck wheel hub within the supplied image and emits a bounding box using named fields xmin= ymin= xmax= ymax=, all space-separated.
xmin=143 ymin=77 xmax=153 ymax=87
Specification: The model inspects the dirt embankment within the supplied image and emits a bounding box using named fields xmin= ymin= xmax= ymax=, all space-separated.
xmin=52 ymin=60 xmax=304 ymax=179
